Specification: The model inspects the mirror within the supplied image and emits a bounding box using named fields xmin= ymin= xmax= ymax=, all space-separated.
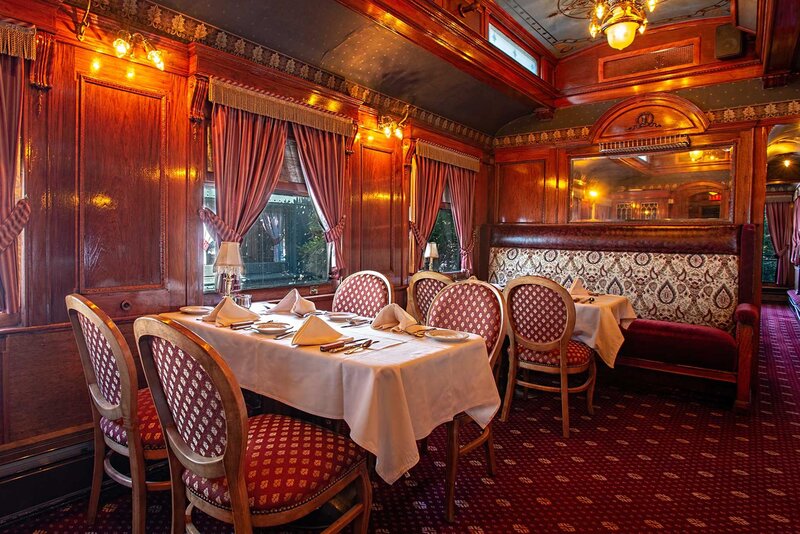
xmin=569 ymin=146 xmax=734 ymax=222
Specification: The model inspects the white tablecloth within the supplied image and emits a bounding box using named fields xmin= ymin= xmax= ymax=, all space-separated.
xmin=573 ymin=295 xmax=637 ymax=368
xmin=160 ymin=310 xmax=501 ymax=484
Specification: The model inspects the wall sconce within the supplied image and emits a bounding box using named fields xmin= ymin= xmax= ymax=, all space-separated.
xmin=458 ymin=0 xmax=482 ymax=17
xmin=112 ymin=30 xmax=165 ymax=71
xmin=76 ymin=0 xmax=92 ymax=41
xmin=378 ymin=105 xmax=410 ymax=140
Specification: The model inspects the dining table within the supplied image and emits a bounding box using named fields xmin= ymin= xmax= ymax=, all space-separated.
xmin=159 ymin=307 xmax=501 ymax=485
xmin=571 ymin=294 xmax=637 ymax=367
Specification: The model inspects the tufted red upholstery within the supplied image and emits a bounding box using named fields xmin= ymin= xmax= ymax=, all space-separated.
xmin=149 ymin=337 xmax=227 ymax=458
xmin=77 ymin=312 xmax=122 ymax=405
xmin=427 ymin=283 xmax=502 ymax=353
xmin=332 ymin=272 xmax=390 ymax=318
xmin=508 ymin=284 xmax=567 ymax=344
xmin=518 ymin=340 xmax=593 ymax=368
xmin=414 ymin=278 xmax=447 ymax=322
xmin=183 ymin=414 xmax=365 ymax=514
xmin=100 ymin=388 xmax=165 ymax=450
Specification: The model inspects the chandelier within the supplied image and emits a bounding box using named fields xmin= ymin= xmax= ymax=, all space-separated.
xmin=589 ymin=0 xmax=656 ymax=51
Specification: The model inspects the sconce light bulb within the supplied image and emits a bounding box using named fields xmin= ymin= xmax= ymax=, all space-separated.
xmin=383 ymin=126 xmax=392 ymax=138
xmin=589 ymin=189 xmax=599 ymax=198
xmin=113 ymin=37 xmax=131 ymax=58
xmin=148 ymin=49 xmax=165 ymax=71
xmin=394 ymin=127 xmax=403 ymax=139
xmin=784 ymin=159 xmax=792 ymax=168
xmin=595 ymin=3 xmax=605 ymax=19
xmin=648 ymin=0 xmax=656 ymax=12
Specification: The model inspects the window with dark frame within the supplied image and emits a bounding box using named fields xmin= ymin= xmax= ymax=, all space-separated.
xmin=762 ymin=208 xmax=779 ymax=285
xmin=203 ymin=138 xmax=330 ymax=292
xmin=428 ymin=184 xmax=461 ymax=273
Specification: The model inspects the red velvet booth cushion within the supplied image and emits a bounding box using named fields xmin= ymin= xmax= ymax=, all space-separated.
xmin=183 ymin=414 xmax=365 ymax=514
xmin=619 ymin=319 xmax=738 ymax=372
xmin=517 ymin=340 xmax=593 ymax=367
xmin=99 ymin=388 xmax=165 ymax=450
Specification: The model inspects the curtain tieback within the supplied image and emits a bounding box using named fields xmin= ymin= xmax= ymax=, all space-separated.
xmin=324 ymin=215 xmax=346 ymax=243
xmin=776 ymin=246 xmax=789 ymax=257
xmin=0 ymin=198 xmax=31 ymax=253
xmin=199 ymin=207 xmax=242 ymax=242
xmin=459 ymin=238 xmax=475 ymax=258
xmin=409 ymin=221 xmax=427 ymax=248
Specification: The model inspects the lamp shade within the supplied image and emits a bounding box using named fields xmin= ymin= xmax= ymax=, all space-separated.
xmin=605 ymin=20 xmax=639 ymax=50
xmin=214 ymin=241 xmax=244 ymax=275
xmin=424 ymin=242 xmax=439 ymax=259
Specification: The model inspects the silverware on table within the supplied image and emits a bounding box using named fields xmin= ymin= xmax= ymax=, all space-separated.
xmin=273 ymin=329 xmax=295 ymax=340
xmin=342 ymin=320 xmax=370 ymax=328
xmin=344 ymin=339 xmax=377 ymax=355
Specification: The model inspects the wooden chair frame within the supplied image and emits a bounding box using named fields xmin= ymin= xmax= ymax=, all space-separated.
xmin=500 ymin=276 xmax=597 ymax=438
xmin=134 ymin=316 xmax=371 ymax=534
xmin=65 ymin=294 xmax=168 ymax=534
xmin=407 ymin=271 xmax=454 ymax=324
xmin=426 ymin=279 xmax=507 ymax=522
xmin=333 ymin=270 xmax=394 ymax=315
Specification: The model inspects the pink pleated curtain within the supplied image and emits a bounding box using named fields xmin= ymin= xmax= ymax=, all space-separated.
xmin=0 ymin=54 xmax=24 ymax=316
xmin=209 ymin=104 xmax=288 ymax=242
xmin=766 ymin=201 xmax=793 ymax=286
xmin=448 ymin=166 xmax=477 ymax=275
xmin=292 ymin=123 xmax=348 ymax=279
xmin=791 ymin=197 xmax=800 ymax=268
xmin=411 ymin=154 xmax=449 ymax=269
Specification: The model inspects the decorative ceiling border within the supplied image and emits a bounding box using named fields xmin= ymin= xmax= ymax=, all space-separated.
xmin=72 ymin=0 xmax=493 ymax=146
xmin=494 ymin=99 xmax=800 ymax=148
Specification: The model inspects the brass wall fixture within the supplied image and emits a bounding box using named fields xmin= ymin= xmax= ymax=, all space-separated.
xmin=76 ymin=0 xmax=92 ymax=41
xmin=378 ymin=105 xmax=410 ymax=140
xmin=112 ymin=30 xmax=165 ymax=71
xmin=458 ymin=0 xmax=482 ymax=17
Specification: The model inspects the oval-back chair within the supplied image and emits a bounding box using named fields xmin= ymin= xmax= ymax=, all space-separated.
xmin=332 ymin=270 xmax=393 ymax=318
xmin=407 ymin=271 xmax=454 ymax=324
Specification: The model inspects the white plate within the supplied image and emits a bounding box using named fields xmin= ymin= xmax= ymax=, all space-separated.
xmin=327 ymin=312 xmax=357 ymax=322
xmin=180 ymin=306 xmax=213 ymax=315
xmin=253 ymin=322 xmax=291 ymax=335
xmin=425 ymin=329 xmax=470 ymax=343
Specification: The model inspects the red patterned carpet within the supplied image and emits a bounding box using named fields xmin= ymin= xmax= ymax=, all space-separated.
xmin=3 ymin=304 xmax=799 ymax=533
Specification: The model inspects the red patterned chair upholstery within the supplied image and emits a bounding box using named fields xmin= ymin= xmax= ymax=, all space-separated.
xmin=481 ymin=224 xmax=759 ymax=409
xmin=133 ymin=316 xmax=371 ymax=533
xmin=501 ymin=276 xmax=597 ymax=438
xmin=332 ymin=270 xmax=393 ymax=318
xmin=65 ymin=294 xmax=168 ymax=534
xmin=426 ymin=279 xmax=506 ymax=522
xmin=407 ymin=271 xmax=453 ymax=324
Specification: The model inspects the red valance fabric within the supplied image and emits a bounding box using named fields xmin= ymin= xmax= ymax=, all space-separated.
xmin=292 ymin=124 xmax=348 ymax=278
xmin=0 ymin=54 xmax=24 ymax=316
xmin=448 ymin=166 xmax=477 ymax=275
xmin=211 ymin=104 xmax=288 ymax=243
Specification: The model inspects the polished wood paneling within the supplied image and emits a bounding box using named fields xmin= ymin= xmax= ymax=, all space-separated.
xmin=495 ymin=160 xmax=546 ymax=223
xmin=79 ymin=78 xmax=166 ymax=292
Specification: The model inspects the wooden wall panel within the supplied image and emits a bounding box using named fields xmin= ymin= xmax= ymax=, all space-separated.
xmin=79 ymin=79 xmax=166 ymax=292
xmin=495 ymin=160 xmax=546 ymax=223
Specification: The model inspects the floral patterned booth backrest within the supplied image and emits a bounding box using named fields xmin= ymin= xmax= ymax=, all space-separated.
xmin=485 ymin=224 xmax=755 ymax=333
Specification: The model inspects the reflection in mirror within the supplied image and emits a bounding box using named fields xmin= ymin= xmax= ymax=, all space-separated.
xmin=569 ymin=147 xmax=734 ymax=222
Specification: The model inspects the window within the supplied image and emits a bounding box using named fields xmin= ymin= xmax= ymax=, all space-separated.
xmin=762 ymin=208 xmax=778 ymax=285
xmin=616 ymin=203 xmax=633 ymax=220
xmin=488 ymin=24 xmax=538 ymax=75
xmin=428 ymin=185 xmax=461 ymax=273
xmin=203 ymin=139 xmax=330 ymax=291
xmin=641 ymin=202 xmax=659 ymax=220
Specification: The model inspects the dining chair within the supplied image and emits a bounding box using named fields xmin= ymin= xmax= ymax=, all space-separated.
xmin=332 ymin=270 xmax=393 ymax=318
xmin=65 ymin=294 xmax=168 ymax=534
xmin=406 ymin=271 xmax=453 ymax=324
xmin=500 ymin=276 xmax=597 ymax=438
xmin=134 ymin=315 xmax=372 ymax=533
xmin=426 ymin=279 xmax=506 ymax=522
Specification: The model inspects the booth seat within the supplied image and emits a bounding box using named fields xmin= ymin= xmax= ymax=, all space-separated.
xmin=480 ymin=224 xmax=758 ymax=409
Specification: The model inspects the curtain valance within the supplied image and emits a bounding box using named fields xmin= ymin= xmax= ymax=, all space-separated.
xmin=416 ymin=140 xmax=480 ymax=173
xmin=0 ymin=19 xmax=36 ymax=61
xmin=208 ymin=77 xmax=354 ymax=137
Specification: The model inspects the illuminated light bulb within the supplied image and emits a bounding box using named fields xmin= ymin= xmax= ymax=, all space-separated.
xmin=147 ymin=48 xmax=165 ymax=71
xmin=639 ymin=19 xmax=647 ymax=34
xmin=394 ymin=127 xmax=403 ymax=139
xmin=595 ymin=3 xmax=605 ymax=18
xmin=589 ymin=189 xmax=599 ymax=198
xmin=648 ymin=0 xmax=656 ymax=12
xmin=589 ymin=21 xmax=599 ymax=38
xmin=784 ymin=159 xmax=792 ymax=167
xmin=90 ymin=57 xmax=101 ymax=72
xmin=383 ymin=125 xmax=392 ymax=138
xmin=113 ymin=36 xmax=131 ymax=58
xmin=606 ymin=20 xmax=639 ymax=50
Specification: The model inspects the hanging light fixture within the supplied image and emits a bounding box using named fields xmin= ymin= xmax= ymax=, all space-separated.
xmin=589 ymin=0 xmax=654 ymax=51
xmin=111 ymin=30 xmax=165 ymax=71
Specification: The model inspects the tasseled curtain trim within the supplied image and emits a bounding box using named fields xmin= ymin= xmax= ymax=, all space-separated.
xmin=209 ymin=77 xmax=354 ymax=137
xmin=0 ymin=19 xmax=36 ymax=61
xmin=416 ymin=140 xmax=481 ymax=172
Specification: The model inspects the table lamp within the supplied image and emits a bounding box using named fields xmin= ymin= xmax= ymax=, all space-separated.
xmin=214 ymin=241 xmax=243 ymax=297
xmin=424 ymin=242 xmax=439 ymax=271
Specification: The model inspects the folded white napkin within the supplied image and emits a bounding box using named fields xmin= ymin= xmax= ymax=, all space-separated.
xmin=569 ymin=278 xmax=590 ymax=296
xmin=371 ymin=303 xmax=419 ymax=332
xmin=271 ymin=289 xmax=316 ymax=315
xmin=203 ymin=296 xmax=260 ymax=327
xmin=291 ymin=316 xmax=349 ymax=346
